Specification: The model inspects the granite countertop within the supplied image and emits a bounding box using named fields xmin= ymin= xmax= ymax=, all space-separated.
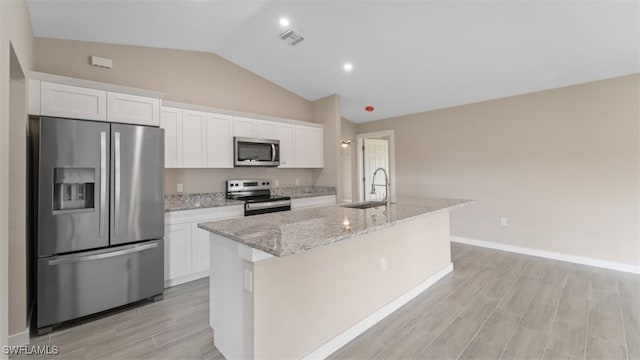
xmin=165 ymin=193 xmax=244 ymax=212
xmin=164 ymin=186 xmax=337 ymax=212
xmin=198 ymin=196 xmax=471 ymax=257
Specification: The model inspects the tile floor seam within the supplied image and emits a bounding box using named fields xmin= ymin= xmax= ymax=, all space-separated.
xmin=615 ymin=278 xmax=631 ymax=360
xmin=452 ymin=263 xmax=522 ymax=360
xmin=496 ymin=267 xmax=538 ymax=360
xmin=582 ymin=282 xmax=592 ymax=360
xmin=540 ymin=284 xmax=562 ymax=359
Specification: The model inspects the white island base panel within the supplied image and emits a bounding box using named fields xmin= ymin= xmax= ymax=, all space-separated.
xmin=209 ymin=212 xmax=453 ymax=360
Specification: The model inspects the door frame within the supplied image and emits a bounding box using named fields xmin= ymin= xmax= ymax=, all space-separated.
xmin=356 ymin=130 xmax=396 ymax=202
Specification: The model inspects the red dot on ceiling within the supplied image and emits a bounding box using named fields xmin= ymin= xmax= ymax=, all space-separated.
xmin=365 ymin=106 xmax=375 ymax=112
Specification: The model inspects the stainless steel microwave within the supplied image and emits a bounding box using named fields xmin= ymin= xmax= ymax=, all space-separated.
xmin=234 ymin=137 xmax=280 ymax=167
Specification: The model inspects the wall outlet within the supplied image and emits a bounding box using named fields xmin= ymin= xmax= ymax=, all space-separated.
xmin=275 ymin=179 xmax=279 ymax=187
xmin=501 ymin=217 xmax=508 ymax=226
xmin=177 ymin=183 xmax=184 ymax=193
xmin=295 ymin=178 xmax=300 ymax=186
xmin=380 ymin=257 xmax=387 ymax=272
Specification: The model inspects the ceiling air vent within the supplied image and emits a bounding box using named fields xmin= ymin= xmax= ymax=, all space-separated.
xmin=279 ymin=29 xmax=305 ymax=46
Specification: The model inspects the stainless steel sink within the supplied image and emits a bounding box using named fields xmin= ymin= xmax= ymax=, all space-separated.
xmin=340 ymin=201 xmax=389 ymax=209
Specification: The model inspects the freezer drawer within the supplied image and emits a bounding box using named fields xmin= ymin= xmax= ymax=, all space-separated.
xmin=37 ymin=239 xmax=164 ymax=328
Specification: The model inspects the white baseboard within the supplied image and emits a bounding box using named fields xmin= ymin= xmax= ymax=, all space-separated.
xmin=451 ymin=236 xmax=640 ymax=275
xmin=8 ymin=328 xmax=29 ymax=346
xmin=303 ymin=263 xmax=454 ymax=360
xmin=164 ymin=270 xmax=209 ymax=288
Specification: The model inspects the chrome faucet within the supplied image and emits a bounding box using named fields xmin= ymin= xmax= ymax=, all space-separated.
xmin=370 ymin=167 xmax=391 ymax=207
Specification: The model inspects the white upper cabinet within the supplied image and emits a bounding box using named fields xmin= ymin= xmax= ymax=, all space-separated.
xmin=308 ymin=126 xmax=324 ymax=168
xmin=295 ymin=125 xmax=324 ymax=168
xmin=255 ymin=120 xmax=277 ymax=140
xmin=107 ymin=92 xmax=160 ymax=126
xmin=276 ymin=123 xmax=295 ymax=168
xmin=40 ymin=82 xmax=107 ymax=121
xmin=181 ymin=110 xmax=207 ymax=168
xmin=160 ymin=106 xmax=183 ymax=168
xmin=233 ymin=117 xmax=256 ymax=138
xmin=38 ymin=81 xmax=161 ymax=126
xmin=205 ymin=113 xmax=234 ymax=168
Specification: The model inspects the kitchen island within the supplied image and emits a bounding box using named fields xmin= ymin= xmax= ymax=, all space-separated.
xmin=198 ymin=197 xmax=470 ymax=359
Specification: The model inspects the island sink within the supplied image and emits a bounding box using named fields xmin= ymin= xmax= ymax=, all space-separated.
xmin=340 ymin=201 xmax=391 ymax=209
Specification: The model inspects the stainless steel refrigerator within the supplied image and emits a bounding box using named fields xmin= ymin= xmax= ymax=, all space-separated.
xmin=31 ymin=116 xmax=165 ymax=333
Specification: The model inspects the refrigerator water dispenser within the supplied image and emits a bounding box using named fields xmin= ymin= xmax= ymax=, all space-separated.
xmin=53 ymin=168 xmax=95 ymax=212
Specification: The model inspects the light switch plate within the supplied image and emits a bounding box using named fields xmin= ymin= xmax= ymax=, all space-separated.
xmin=177 ymin=183 xmax=183 ymax=193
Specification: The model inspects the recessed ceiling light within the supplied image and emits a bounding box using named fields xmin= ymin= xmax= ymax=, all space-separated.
xmin=343 ymin=63 xmax=353 ymax=72
xmin=279 ymin=18 xmax=290 ymax=27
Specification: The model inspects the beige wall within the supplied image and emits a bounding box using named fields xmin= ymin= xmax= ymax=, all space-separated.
xmin=341 ymin=118 xmax=357 ymax=202
xmin=34 ymin=37 xmax=312 ymax=121
xmin=311 ymin=95 xmax=342 ymax=197
xmin=254 ymin=212 xmax=451 ymax=358
xmin=165 ymin=168 xmax=314 ymax=194
xmin=34 ymin=37 xmax=319 ymax=194
xmin=357 ymin=75 xmax=640 ymax=266
xmin=1 ymin=0 xmax=34 ymax=344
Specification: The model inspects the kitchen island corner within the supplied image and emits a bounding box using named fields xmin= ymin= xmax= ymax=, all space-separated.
xmin=198 ymin=197 xmax=470 ymax=359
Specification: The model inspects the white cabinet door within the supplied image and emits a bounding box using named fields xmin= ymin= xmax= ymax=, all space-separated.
xmin=160 ymin=106 xmax=182 ymax=168
xmin=277 ymin=123 xmax=295 ymax=168
xmin=107 ymin=92 xmax=160 ymax=126
xmin=191 ymin=222 xmax=211 ymax=274
xmin=295 ymin=126 xmax=310 ymax=167
xmin=255 ymin=120 xmax=277 ymax=139
xmin=205 ymin=113 xmax=234 ymax=168
xmin=294 ymin=125 xmax=324 ymax=168
xmin=40 ymin=82 xmax=107 ymax=121
xmin=308 ymin=127 xmax=324 ymax=168
xmin=181 ymin=110 xmax=207 ymax=168
xmin=164 ymin=223 xmax=192 ymax=282
xmin=233 ymin=117 xmax=256 ymax=138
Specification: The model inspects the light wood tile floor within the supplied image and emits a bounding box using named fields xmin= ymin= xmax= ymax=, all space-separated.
xmin=15 ymin=243 xmax=640 ymax=359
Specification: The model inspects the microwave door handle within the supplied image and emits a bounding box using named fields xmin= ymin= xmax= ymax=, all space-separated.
xmin=271 ymin=144 xmax=276 ymax=162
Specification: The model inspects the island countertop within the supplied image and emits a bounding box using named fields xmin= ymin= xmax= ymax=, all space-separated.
xmin=198 ymin=196 xmax=471 ymax=257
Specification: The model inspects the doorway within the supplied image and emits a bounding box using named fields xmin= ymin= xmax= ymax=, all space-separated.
xmin=356 ymin=130 xmax=396 ymax=202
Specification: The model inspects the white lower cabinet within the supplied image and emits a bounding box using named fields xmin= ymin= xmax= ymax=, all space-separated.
xmin=164 ymin=205 xmax=243 ymax=287
xmin=164 ymin=223 xmax=192 ymax=282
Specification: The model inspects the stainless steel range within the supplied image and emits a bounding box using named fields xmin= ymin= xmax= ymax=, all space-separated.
xmin=226 ymin=179 xmax=291 ymax=216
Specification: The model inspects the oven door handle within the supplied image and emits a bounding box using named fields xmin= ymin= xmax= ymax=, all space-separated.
xmin=246 ymin=200 xmax=291 ymax=211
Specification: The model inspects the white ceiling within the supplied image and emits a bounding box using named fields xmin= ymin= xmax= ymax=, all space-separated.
xmin=27 ymin=1 xmax=639 ymax=123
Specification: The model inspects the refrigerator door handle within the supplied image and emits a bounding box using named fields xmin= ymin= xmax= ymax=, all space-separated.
xmin=114 ymin=131 xmax=121 ymax=235
xmin=100 ymin=131 xmax=107 ymax=238
xmin=47 ymin=242 xmax=158 ymax=266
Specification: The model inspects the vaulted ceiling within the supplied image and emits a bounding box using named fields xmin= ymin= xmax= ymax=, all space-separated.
xmin=27 ymin=1 xmax=639 ymax=122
